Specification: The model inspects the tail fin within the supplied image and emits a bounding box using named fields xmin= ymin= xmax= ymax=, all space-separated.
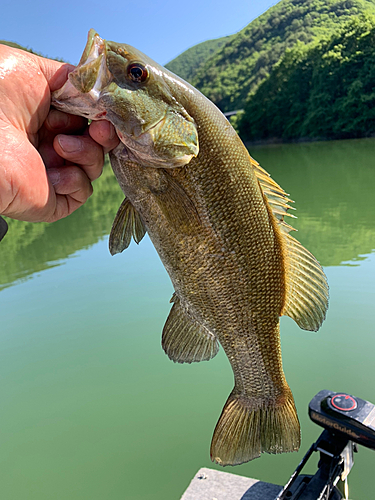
xmin=210 ymin=389 xmax=300 ymax=466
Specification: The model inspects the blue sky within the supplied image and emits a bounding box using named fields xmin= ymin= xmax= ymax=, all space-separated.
xmin=1 ymin=0 xmax=277 ymax=65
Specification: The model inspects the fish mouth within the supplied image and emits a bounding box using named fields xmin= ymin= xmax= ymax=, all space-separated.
xmin=69 ymin=29 xmax=111 ymax=96
xmin=52 ymin=30 xmax=112 ymax=116
xmin=52 ymin=29 xmax=198 ymax=166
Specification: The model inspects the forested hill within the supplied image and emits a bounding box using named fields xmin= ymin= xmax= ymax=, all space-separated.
xmin=165 ymin=35 xmax=235 ymax=82
xmin=0 ymin=40 xmax=28 ymax=50
xmin=238 ymin=14 xmax=375 ymax=142
xmin=166 ymin=0 xmax=375 ymax=113
xmin=0 ymin=40 xmax=64 ymax=61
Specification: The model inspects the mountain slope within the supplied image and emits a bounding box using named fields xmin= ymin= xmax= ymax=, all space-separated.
xmin=238 ymin=13 xmax=375 ymax=141
xmin=166 ymin=0 xmax=375 ymax=112
xmin=0 ymin=40 xmax=29 ymax=51
xmin=0 ymin=40 xmax=64 ymax=61
xmin=165 ymin=35 xmax=234 ymax=82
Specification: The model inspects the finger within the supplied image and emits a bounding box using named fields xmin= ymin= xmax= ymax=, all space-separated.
xmin=44 ymin=109 xmax=88 ymax=134
xmin=53 ymin=134 xmax=104 ymax=181
xmin=37 ymin=57 xmax=75 ymax=92
xmin=39 ymin=110 xmax=89 ymax=169
xmin=39 ymin=140 xmax=65 ymax=169
xmin=89 ymin=120 xmax=120 ymax=153
xmin=46 ymin=166 xmax=93 ymax=222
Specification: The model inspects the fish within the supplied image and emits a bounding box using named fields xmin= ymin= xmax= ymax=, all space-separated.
xmin=52 ymin=29 xmax=329 ymax=466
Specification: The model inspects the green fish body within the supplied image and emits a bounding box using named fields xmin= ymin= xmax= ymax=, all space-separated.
xmin=52 ymin=30 xmax=329 ymax=466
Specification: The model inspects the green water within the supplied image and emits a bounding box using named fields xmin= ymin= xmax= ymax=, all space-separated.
xmin=1 ymin=138 xmax=374 ymax=499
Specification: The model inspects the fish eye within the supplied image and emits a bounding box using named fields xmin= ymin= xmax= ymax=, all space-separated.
xmin=127 ymin=63 xmax=149 ymax=83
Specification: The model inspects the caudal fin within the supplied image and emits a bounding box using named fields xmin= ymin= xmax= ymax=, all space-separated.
xmin=210 ymin=389 xmax=300 ymax=466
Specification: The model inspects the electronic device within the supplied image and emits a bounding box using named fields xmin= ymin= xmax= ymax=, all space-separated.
xmin=276 ymin=390 xmax=375 ymax=500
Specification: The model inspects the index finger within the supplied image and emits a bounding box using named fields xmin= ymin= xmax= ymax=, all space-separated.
xmin=53 ymin=134 xmax=104 ymax=181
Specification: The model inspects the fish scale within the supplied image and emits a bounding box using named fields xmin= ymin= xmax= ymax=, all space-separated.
xmin=111 ymin=140 xmax=297 ymax=465
xmin=52 ymin=29 xmax=328 ymax=466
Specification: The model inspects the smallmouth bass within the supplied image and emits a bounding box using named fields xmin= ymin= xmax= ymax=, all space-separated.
xmin=52 ymin=30 xmax=329 ymax=466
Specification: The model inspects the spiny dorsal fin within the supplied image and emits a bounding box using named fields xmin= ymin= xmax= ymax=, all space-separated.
xmin=250 ymin=157 xmax=329 ymax=331
xmin=282 ymin=234 xmax=329 ymax=331
xmin=251 ymin=157 xmax=296 ymax=229
xmin=162 ymin=294 xmax=219 ymax=363
xmin=109 ymin=198 xmax=147 ymax=255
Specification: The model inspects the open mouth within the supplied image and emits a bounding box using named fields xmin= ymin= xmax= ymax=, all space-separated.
xmin=51 ymin=30 xmax=112 ymax=116
xmin=68 ymin=30 xmax=112 ymax=97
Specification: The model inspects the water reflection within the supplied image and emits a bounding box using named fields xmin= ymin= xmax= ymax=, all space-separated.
xmin=2 ymin=138 xmax=374 ymax=290
xmin=250 ymin=138 xmax=375 ymax=266
xmin=0 ymin=139 xmax=374 ymax=499
xmin=0 ymin=165 xmax=123 ymax=290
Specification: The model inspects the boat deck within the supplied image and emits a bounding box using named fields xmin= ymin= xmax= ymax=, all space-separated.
xmin=181 ymin=467 xmax=281 ymax=500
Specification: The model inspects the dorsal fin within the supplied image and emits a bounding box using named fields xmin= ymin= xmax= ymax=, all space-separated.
xmin=282 ymin=234 xmax=329 ymax=331
xmin=250 ymin=156 xmax=329 ymax=331
xmin=251 ymin=157 xmax=296 ymax=229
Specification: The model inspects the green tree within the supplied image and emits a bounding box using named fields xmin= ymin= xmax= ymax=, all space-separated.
xmin=238 ymin=13 xmax=375 ymax=142
xmin=166 ymin=0 xmax=375 ymax=113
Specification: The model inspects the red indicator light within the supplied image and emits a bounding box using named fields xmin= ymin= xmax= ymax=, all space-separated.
xmin=331 ymin=394 xmax=357 ymax=411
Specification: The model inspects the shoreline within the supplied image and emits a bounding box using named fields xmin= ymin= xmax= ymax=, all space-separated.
xmin=243 ymin=133 xmax=375 ymax=148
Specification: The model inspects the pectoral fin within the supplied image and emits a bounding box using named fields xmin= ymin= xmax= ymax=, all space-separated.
xmin=152 ymin=170 xmax=200 ymax=234
xmin=162 ymin=294 xmax=219 ymax=363
xmin=109 ymin=198 xmax=147 ymax=255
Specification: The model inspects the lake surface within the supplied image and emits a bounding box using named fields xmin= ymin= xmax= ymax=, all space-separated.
xmin=1 ymin=138 xmax=374 ymax=499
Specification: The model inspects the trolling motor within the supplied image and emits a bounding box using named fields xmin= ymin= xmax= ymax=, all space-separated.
xmin=276 ymin=390 xmax=375 ymax=500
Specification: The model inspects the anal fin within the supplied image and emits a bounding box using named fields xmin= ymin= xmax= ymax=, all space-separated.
xmin=109 ymin=198 xmax=147 ymax=255
xmin=162 ymin=294 xmax=219 ymax=363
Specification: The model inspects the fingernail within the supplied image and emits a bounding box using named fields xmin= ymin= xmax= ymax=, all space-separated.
xmin=58 ymin=135 xmax=82 ymax=153
xmin=48 ymin=169 xmax=60 ymax=186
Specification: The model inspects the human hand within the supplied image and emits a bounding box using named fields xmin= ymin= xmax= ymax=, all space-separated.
xmin=0 ymin=44 xmax=120 ymax=223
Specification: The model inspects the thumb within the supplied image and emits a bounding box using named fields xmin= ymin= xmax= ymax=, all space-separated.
xmin=36 ymin=55 xmax=76 ymax=93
